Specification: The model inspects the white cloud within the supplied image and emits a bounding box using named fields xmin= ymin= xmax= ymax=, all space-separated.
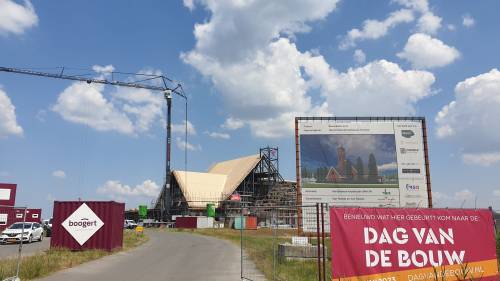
xmin=184 ymin=34 xmax=331 ymax=139
xmin=0 ymin=0 xmax=38 ymax=36
xmin=494 ymin=190 xmax=500 ymax=197
xmin=436 ymin=69 xmax=500 ymax=166
xmin=416 ymin=12 xmax=441 ymax=34
xmin=52 ymin=81 xmax=135 ymax=135
xmin=97 ymin=179 xmax=160 ymax=197
xmin=221 ymin=117 xmax=244 ymax=130
xmin=397 ymin=33 xmax=460 ymax=69
xmin=52 ymin=170 xmax=66 ymax=179
xmin=172 ymin=120 xmax=196 ymax=135
xmin=340 ymin=0 xmax=443 ymax=49
xmin=462 ymin=15 xmax=475 ymax=28
xmin=378 ymin=162 xmax=397 ymax=171
xmin=454 ymin=189 xmax=474 ymax=201
xmin=113 ymin=87 xmax=163 ymax=134
xmin=0 ymin=89 xmax=23 ymax=138
xmin=176 ymin=137 xmax=201 ymax=151
xmin=317 ymin=60 xmax=435 ymax=116
xmin=432 ymin=191 xmax=447 ymax=201
xmin=92 ymin=65 xmax=115 ymax=74
xmin=339 ymin=9 xmax=414 ymax=50
xmin=431 ymin=190 xmax=451 ymax=207
xmin=394 ymin=0 xmax=442 ymax=35
xmin=447 ymin=24 xmax=456 ymax=31
xmin=52 ymin=65 xmax=164 ymax=136
xmin=206 ymin=131 xmax=230 ymax=139
xmin=183 ymin=1 xmax=435 ymax=138
xmin=462 ymin=153 xmax=500 ymax=167
xmin=183 ymin=0 xmax=195 ymax=11
xmin=184 ymin=0 xmax=339 ymax=63
xmin=392 ymin=0 xmax=429 ymax=13
xmin=182 ymin=1 xmax=339 ymax=138
xmin=353 ymin=49 xmax=366 ymax=64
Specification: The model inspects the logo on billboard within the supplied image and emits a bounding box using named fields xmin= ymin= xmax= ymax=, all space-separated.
xmin=401 ymin=130 xmax=415 ymax=138
xmin=62 ymin=203 xmax=104 ymax=246
xmin=400 ymin=147 xmax=419 ymax=154
xmin=402 ymin=168 xmax=421 ymax=174
xmin=405 ymin=184 xmax=420 ymax=191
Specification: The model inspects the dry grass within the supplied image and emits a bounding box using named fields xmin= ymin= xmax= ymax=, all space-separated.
xmin=497 ymin=231 xmax=500 ymax=266
xmin=0 ymin=230 xmax=148 ymax=281
xmin=497 ymin=231 xmax=500 ymax=262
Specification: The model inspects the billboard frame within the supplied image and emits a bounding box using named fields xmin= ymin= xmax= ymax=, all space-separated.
xmin=295 ymin=117 xmax=433 ymax=233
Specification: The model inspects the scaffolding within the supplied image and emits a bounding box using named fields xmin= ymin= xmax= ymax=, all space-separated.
xmin=165 ymin=146 xmax=290 ymax=218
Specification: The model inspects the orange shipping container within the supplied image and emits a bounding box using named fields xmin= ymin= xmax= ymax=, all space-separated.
xmin=245 ymin=216 xmax=257 ymax=230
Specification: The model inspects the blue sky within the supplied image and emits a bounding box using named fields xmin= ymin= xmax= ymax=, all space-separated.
xmin=1 ymin=0 xmax=500 ymax=216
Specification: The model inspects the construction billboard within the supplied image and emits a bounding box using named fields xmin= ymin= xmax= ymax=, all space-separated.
xmin=329 ymin=207 xmax=499 ymax=281
xmin=295 ymin=117 xmax=432 ymax=232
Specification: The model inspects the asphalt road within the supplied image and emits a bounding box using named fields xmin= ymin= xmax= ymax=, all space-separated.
xmin=0 ymin=238 xmax=50 ymax=260
xmin=38 ymin=230 xmax=265 ymax=281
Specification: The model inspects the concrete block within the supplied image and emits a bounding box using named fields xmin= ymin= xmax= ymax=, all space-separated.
xmin=278 ymin=243 xmax=326 ymax=261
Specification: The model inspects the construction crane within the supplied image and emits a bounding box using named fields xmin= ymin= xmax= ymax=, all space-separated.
xmin=0 ymin=66 xmax=187 ymax=220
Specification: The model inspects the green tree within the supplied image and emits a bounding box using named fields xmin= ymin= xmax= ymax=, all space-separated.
xmin=355 ymin=157 xmax=364 ymax=181
xmin=368 ymin=153 xmax=378 ymax=182
xmin=301 ymin=167 xmax=309 ymax=178
xmin=345 ymin=160 xmax=353 ymax=181
xmin=317 ymin=167 xmax=329 ymax=182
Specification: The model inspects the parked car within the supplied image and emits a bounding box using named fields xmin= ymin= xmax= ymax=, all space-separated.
xmin=42 ymin=218 xmax=53 ymax=237
xmin=124 ymin=219 xmax=138 ymax=229
xmin=0 ymin=222 xmax=44 ymax=244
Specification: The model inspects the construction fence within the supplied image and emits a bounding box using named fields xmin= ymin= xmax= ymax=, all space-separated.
xmin=229 ymin=204 xmax=330 ymax=281
xmin=165 ymin=201 xmax=500 ymax=281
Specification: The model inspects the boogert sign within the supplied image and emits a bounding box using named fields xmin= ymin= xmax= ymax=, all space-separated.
xmin=51 ymin=201 xmax=124 ymax=251
xmin=330 ymin=208 xmax=499 ymax=281
xmin=62 ymin=203 xmax=104 ymax=246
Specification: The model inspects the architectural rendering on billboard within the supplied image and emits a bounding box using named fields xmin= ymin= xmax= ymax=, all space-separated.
xmin=330 ymin=207 xmax=499 ymax=281
xmin=295 ymin=117 xmax=432 ymax=231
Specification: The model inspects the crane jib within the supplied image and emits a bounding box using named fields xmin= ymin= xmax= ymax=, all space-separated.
xmin=0 ymin=66 xmax=186 ymax=98
xmin=0 ymin=65 xmax=188 ymax=221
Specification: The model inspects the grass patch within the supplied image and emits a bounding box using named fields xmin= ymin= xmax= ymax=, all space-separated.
xmin=0 ymin=230 xmax=148 ymax=281
xmin=497 ymin=231 xmax=499 ymax=265
xmin=170 ymin=228 xmax=329 ymax=281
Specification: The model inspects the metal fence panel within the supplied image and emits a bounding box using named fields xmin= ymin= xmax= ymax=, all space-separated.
xmin=238 ymin=204 xmax=329 ymax=281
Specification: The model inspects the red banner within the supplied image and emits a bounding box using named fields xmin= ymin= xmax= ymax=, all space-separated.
xmin=330 ymin=208 xmax=499 ymax=281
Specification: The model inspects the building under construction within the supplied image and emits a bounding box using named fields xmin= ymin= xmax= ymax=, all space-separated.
xmin=153 ymin=147 xmax=296 ymax=220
